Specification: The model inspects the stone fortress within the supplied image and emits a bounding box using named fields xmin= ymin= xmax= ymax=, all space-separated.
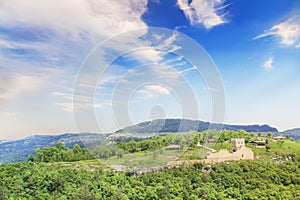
xmin=204 ymin=138 xmax=254 ymax=163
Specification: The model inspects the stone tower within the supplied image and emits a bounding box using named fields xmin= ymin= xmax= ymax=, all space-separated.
xmin=231 ymin=138 xmax=245 ymax=152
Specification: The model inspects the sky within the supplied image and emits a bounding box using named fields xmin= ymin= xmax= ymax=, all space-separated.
xmin=0 ymin=0 xmax=300 ymax=139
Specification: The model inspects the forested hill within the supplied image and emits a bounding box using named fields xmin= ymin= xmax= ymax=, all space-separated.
xmin=117 ymin=119 xmax=278 ymax=133
xmin=0 ymin=133 xmax=107 ymax=163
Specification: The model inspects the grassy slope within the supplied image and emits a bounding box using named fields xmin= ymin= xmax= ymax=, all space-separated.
xmin=51 ymin=138 xmax=300 ymax=170
xmin=250 ymin=139 xmax=300 ymax=160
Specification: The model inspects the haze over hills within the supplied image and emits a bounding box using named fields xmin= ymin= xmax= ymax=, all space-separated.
xmin=0 ymin=133 xmax=107 ymax=163
xmin=280 ymin=128 xmax=300 ymax=140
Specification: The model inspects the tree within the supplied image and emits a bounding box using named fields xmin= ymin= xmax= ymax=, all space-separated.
xmin=55 ymin=142 xmax=65 ymax=150
xmin=73 ymin=144 xmax=82 ymax=155
xmin=267 ymin=132 xmax=272 ymax=138
xmin=35 ymin=148 xmax=42 ymax=162
xmin=258 ymin=133 xmax=262 ymax=137
xmin=116 ymin=149 xmax=124 ymax=159
xmin=63 ymin=149 xmax=75 ymax=161
xmin=0 ymin=186 xmax=7 ymax=200
xmin=28 ymin=154 xmax=35 ymax=162
xmin=73 ymin=184 xmax=96 ymax=200
xmin=285 ymin=134 xmax=289 ymax=139
xmin=127 ymin=140 xmax=137 ymax=152
xmin=42 ymin=147 xmax=54 ymax=162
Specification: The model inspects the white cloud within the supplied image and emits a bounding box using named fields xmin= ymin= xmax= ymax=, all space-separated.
xmin=263 ymin=57 xmax=274 ymax=72
xmin=0 ymin=0 xmax=150 ymax=82
xmin=0 ymin=0 xmax=150 ymax=111
xmin=178 ymin=65 xmax=198 ymax=74
xmin=130 ymin=48 xmax=164 ymax=63
xmin=55 ymin=102 xmax=109 ymax=112
xmin=254 ymin=15 xmax=300 ymax=47
xmin=0 ymin=73 xmax=47 ymax=102
xmin=177 ymin=0 xmax=228 ymax=29
xmin=123 ymin=31 xmax=182 ymax=64
xmin=296 ymin=43 xmax=300 ymax=48
xmin=0 ymin=39 xmax=15 ymax=49
xmin=0 ymin=0 xmax=148 ymax=40
xmin=144 ymin=85 xmax=171 ymax=95
xmin=136 ymin=84 xmax=171 ymax=99
xmin=53 ymin=91 xmax=110 ymax=112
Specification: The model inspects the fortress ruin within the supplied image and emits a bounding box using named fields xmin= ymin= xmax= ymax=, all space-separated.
xmin=204 ymin=138 xmax=254 ymax=163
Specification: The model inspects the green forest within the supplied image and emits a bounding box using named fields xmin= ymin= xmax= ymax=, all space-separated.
xmin=1 ymin=130 xmax=300 ymax=199
xmin=1 ymin=160 xmax=300 ymax=199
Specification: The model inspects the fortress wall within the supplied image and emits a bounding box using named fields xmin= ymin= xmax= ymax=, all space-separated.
xmin=204 ymin=146 xmax=254 ymax=163
xmin=205 ymin=149 xmax=240 ymax=163
xmin=234 ymin=146 xmax=254 ymax=160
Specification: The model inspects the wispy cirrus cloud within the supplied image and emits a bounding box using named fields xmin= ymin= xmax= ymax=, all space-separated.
xmin=177 ymin=0 xmax=229 ymax=29
xmin=53 ymin=91 xmax=110 ymax=112
xmin=254 ymin=15 xmax=300 ymax=47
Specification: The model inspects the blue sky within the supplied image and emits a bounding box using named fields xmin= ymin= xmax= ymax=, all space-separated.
xmin=0 ymin=0 xmax=300 ymax=139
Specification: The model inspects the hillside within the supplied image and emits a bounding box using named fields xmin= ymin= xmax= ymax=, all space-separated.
xmin=1 ymin=155 xmax=300 ymax=199
xmin=281 ymin=128 xmax=300 ymax=140
xmin=1 ymin=130 xmax=300 ymax=199
xmin=93 ymin=129 xmax=300 ymax=170
xmin=0 ymin=133 xmax=107 ymax=163
xmin=117 ymin=119 xmax=278 ymax=133
xmin=0 ymin=119 xmax=282 ymax=163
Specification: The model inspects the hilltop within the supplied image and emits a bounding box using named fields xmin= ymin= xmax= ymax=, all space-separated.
xmin=116 ymin=119 xmax=278 ymax=133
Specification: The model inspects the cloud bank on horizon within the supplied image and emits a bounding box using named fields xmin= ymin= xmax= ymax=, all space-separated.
xmin=0 ymin=0 xmax=299 ymax=139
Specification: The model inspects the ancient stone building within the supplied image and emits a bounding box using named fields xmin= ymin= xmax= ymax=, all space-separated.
xmin=231 ymin=138 xmax=245 ymax=152
xmin=204 ymin=138 xmax=254 ymax=163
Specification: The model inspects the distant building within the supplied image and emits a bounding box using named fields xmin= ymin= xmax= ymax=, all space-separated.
xmin=249 ymin=140 xmax=266 ymax=148
xmin=206 ymin=139 xmax=217 ymax=143
xmin=165 ymin=145 xmax=181 ymax=150
xmin=204 ymin=138 xmax=254 ymax=163
xmin=274 ymin=136 xmax=286 ymax=140
xmin=136 ymin=148 xmax=144 ymax=151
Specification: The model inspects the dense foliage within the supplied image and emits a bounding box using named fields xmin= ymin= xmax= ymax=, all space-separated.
xmin=1 ymin=160 xmax=300 ymax=199
xmin=31 ymin=142 xmax=93 ymax=162
xmin=116 ymin=133 xmax=197 ymax=152
xmin=2 ymin=130 xmax=300 ymax=199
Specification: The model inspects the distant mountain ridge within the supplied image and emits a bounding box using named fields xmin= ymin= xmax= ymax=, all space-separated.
xmin=0 ymin=133 xmax=107 ymax=163
xmin=0 ymin=140 xmax=8 ymax=144
xmin=280 ymin=128 xmax=300 ymax=140
xmin=117 ymin=119 xmax=278 ymax=133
